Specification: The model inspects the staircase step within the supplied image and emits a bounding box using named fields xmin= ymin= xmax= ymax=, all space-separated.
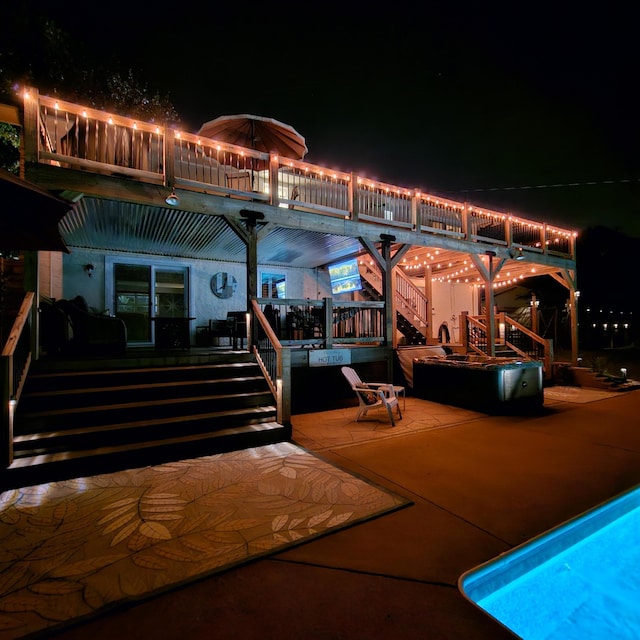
xmin=23 ymin=361 xmax=262 ymax=393
xmin=17 ymin=390 xmax=275 ymax=431
xmin=13 ymin=405 xmax=277 ymax=455
xmin=7 ymin=351 xmax=285 ymax=487
xmin=20 ymin=375 xmax=269 ymax=412
xmin=4 ymin=422 xmax=286 ymax=490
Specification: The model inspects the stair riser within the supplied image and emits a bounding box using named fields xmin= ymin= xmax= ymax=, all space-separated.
xmin=21 ymin=378 xmax=269 ymax=412
xmin=18 ymin=392 xmax=275 ymax=432
xmin=5 ymin=425 xmax=288 ymax=490
xmin=23 ymin=364 xmax=263 ymax=393
xmin=14 ymin=410 xmax=278 ymax=457
xmin=6 ymin=351 xmax=285 ymax=486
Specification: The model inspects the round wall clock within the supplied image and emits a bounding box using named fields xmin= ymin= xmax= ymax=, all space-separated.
xmin=211 ymin=272 xmax=237 ymax=299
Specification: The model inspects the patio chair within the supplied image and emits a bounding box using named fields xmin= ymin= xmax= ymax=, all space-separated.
xmin=341 ymin=366 xmax=402 ymax=426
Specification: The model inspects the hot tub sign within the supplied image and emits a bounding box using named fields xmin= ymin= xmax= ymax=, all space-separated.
xmin=309 ymin=349 xmax=351 ymax=367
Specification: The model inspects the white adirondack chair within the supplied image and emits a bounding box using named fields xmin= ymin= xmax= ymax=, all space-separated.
xmin=341 ymin=366 xmax=402 ymax=426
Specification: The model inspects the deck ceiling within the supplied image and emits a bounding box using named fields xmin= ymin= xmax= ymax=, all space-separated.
xmin=396 ymin=245 xmax=565 ymax=287
xmin=60 ymin=198 xmax=363 ymax=268
xmin=59 ymin=198 xmax=568 ymax=285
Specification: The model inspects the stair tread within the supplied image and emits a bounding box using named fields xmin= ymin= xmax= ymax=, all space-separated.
xmin=19 ymin=390 xmax=272 ymax=419
xmin=8 ymin=352 xmax=287 ymax=485
xmin=14 ymin=405 xmax=277 ymax=443
xmin=30 ymin=359 xmax=257 ymax=374
xmin=9 ymin=422 xmax=285 ymax=468
xmin=23 ymin=375 xmax=265 ymax=399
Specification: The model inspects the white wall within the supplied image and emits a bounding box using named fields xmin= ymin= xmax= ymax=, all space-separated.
xmin=430 ymin=281 xmax=477 ymax=343
xmin=62 ymin=249 xmax=331 ymax=341
xmin=398 ymin=275 xmax=478 ymax=344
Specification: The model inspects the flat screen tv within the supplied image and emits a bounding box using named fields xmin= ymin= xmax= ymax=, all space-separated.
xmin=328 ymin=258 xmax=362 ymax=295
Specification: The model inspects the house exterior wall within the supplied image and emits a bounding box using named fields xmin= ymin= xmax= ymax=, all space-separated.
xmin=38 ymin=252 xmax=63 ymax=299
xmin=430 ymin=280 xmax=477 ymax=343
xmin=61 ymin=248 xmax=332 ymax=342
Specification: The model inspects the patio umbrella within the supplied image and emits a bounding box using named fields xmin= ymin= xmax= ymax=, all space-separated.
xmin=197 ymin=114 xmax=308 ymax=165
xmin=0 ymin=168 xmax=72 ymax=253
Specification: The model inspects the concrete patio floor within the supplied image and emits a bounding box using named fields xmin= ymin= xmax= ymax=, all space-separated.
xmin=50 ymin=387 xmax=640 ymax=640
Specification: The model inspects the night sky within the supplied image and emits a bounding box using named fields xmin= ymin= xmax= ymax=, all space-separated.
xmin=7 ymin=2 xmax=640 ymax=237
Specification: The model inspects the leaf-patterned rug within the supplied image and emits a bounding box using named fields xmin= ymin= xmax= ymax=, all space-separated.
xmin=0 ymin=442 xmax=408 ymax=639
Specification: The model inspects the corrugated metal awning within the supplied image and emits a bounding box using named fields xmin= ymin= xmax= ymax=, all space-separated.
xmin=60 ymin=198 xmax=363 ymax=268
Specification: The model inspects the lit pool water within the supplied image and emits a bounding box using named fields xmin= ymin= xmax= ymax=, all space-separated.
xmin=459 ymin=485 xmax=640 ymax=639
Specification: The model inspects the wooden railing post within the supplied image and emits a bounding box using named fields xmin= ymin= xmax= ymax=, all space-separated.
xmin=462 ymin=203 xmax=470 ymax=240
xmin=163 ymin=124 xmax=175 ymax=189
xmin=323 ymin=297 xmax=333 ymax=348
xmin=349 ymin=172 xmax=359 ymax=221
xmin=22 ymin=87 xmax=39 ymax=165
xmin=1 ymin=355 xmax=13 ymax=466
xmin=269 ymin=153 xmax=279 ymax=207
xmin=460 ymin=311 xmax=469 ymax=352
xmin=279 ymin=348 xmax=292 ymax=433
xmin=411 ymin=192 xmax=419 ymax=230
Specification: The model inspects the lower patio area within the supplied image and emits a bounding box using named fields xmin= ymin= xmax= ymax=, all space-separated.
xmin=42 ymin=386 xmax=640 ymax=639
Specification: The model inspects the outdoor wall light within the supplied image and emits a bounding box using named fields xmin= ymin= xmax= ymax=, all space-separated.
xmin=509 ymin=247 xmax=525 ymax=260
xmin=84 ymin=263 xmax=94 ymax=278
xmin=165 ymin=189 xmax=180 ymax=206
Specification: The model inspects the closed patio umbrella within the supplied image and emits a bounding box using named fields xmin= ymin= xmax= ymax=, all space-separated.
xmin=0 ymin=168 xmax=72 ymax=253
xmin=197 ymin=114 xmax=308 ymax=166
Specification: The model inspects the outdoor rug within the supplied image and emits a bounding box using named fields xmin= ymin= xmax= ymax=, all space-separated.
xmin=543 ymin=385 xmax=627 ymax=404
xmin=0 ymin=442 xmax=409 ymax=639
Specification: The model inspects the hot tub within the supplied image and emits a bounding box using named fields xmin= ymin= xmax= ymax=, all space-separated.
xmin=412 ymin=355 xmax=543 ymax=413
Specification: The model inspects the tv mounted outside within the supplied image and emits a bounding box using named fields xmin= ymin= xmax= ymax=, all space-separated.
xmin=328 ymin=258 xmax=362 ymax=295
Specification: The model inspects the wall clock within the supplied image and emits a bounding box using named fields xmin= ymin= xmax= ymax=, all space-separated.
xmin=211 ymin=272 xmax=237 ymax=299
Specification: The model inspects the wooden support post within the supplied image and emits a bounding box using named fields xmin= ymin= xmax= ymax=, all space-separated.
xmin=380 ymin=235 xmax=394 ymax=348
xmin=278 ymin=347 xmax=292 ymax=433
xmin=460 ymin=311 xmax=469 ymax=352
xmin=570 ymin=288 xmax=579 ymax=365
xmin=485 ymin=252 xmax=496 ymax=356
xmin=323 ymin=297 xmax=333 ymax=348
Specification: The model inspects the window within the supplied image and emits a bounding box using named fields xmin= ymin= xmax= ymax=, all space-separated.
xmin=261 ymin=272 xmax=286 ymax=298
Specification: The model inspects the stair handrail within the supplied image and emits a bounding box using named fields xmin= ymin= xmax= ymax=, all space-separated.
xmin=394 ymin=270 xmax=429 ymax=334
xmin=250 ymin=300 xmax=291 ymax=429
xmin=1 ymin=291 xmax=35 ymax=467
xmin=500 ymin=312 xmax=554 ymax=378
xmin=359 ymin=265 xmax=428 ymax=340
xmin=463 ymin=313 xmax=490 ymax=356
xmin=464 ymin=312 xmax=553 ymax=378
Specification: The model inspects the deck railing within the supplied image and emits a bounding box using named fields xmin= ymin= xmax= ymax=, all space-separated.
xmin=27 ymin=90 xmax=576 ymax=259
xmin=1 ymin=292 xmax=34 ymax=466
xmin=250 ymin=297 xmax=386 ymax=426
xmin=254 ymin=298 xmax=385 ymax=347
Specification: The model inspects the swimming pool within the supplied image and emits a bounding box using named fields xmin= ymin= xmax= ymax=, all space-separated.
xmin=459 ymin=484 xmax=640 ymax=639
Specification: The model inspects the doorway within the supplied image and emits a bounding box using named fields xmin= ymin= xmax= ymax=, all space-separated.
xmin=112 ymin=262 xmax=189 ymax=344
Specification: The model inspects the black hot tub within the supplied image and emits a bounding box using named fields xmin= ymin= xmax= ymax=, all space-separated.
xmin=412 ymin=355 xmax=544 ymax=413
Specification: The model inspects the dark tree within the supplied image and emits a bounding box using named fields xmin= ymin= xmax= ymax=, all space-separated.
xmin=1 ymin=9 xmax=179 ymax=135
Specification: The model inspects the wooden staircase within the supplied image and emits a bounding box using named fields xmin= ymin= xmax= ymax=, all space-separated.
xmin=3 ymin=350 xmax=286 ymax=489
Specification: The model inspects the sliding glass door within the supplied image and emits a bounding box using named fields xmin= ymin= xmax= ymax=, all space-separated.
xmin=113 ymin=262 xmax=188 ymax=344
